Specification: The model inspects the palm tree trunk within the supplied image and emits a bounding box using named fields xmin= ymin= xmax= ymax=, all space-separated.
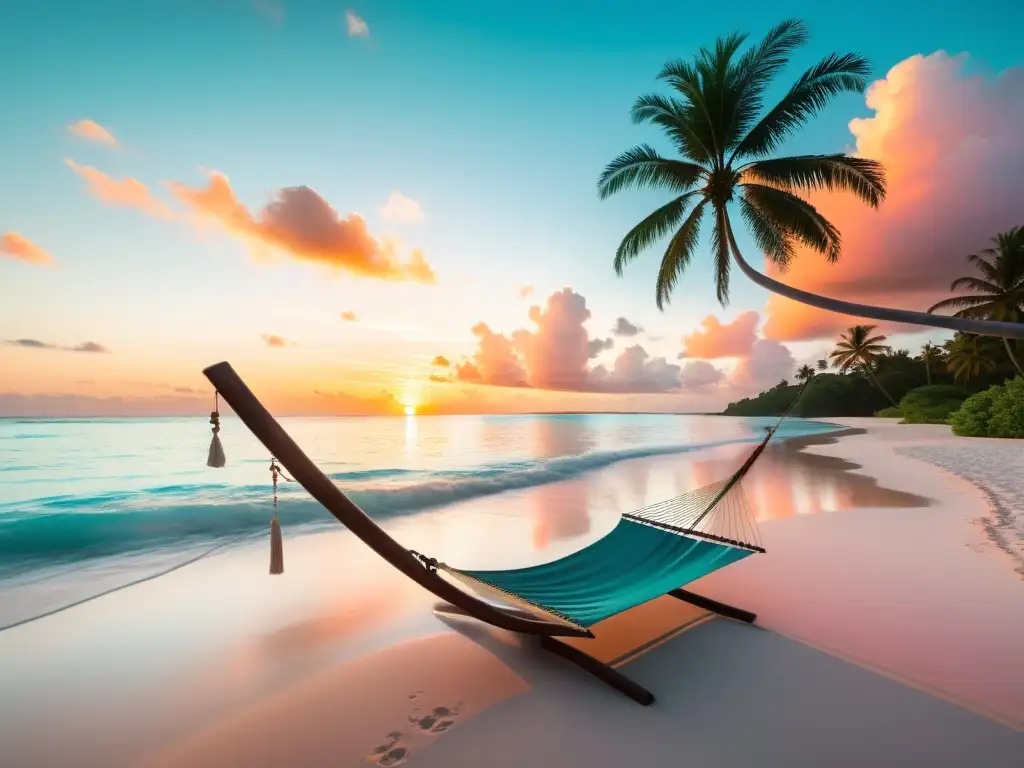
xmin=862 ymin=364 xmax=899 ymax=408
xmin=925 ymin=361 xmax=931 ymax=385
xmin=1002 ymin=338 xmax=1024 ymax=377
xmin=725 ymin=227 xmax=1024 ymax=341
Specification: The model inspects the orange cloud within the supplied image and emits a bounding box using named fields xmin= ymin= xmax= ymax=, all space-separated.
xmin=432 ymin=355 xmax=450 ymax=367
xmin=682 ymin=311 xmax=759 ymax=358
xmin=1 ymin=232 xmax=53 ymax=265
xmin=761 ymin=52 xmax=1024 ymax=341
xmin=67 ymin=119 xmax=119 ymax=148
xmin=261 ymin=333 xmax=292 ymax=348
xmin=518 ymin=284 xmax=534 ymax=298
xmin=168 ymin=172 xmax=436 ymax=283
xmin=65 ymin=159 xmax=173 ymax=219
xmin=341 ymin=311 xmax=359 ymax=322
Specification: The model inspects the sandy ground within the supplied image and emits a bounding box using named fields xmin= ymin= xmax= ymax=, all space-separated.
xmin=1 ymin=419 xmax=1022 ymax=766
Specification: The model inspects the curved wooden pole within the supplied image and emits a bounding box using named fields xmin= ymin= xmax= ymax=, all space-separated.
xmin=203 ymin=361 xmax=592 ymax=639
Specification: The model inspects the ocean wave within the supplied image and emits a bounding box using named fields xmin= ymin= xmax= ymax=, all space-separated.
xmin=0 ymin=435 xmax=767 ymax=576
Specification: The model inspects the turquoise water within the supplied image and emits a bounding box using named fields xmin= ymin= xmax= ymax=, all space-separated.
xmin=0 ymin=413 xmax=839 ymax=626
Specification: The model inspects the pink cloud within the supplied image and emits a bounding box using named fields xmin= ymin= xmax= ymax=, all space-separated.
xmin=761 ymin=52 xmax=1024 ymax=341
xmin=67 ymin=119 xmax=119 ymax=148
xmin=65 ymin=159 xmax=173 ymax=219
xmin=682 ymin=311 xmax=759 ymax=358
xmin=452 ymin=288 xmax=701 ymax=394
xmin=168 ymin=172 xmax=435 ymax=283
xmin=729 ymin=339 xmax=796 ymax=389
xmin=518 ymin=284 xmax=535 ymax=299
xmin=1 ymin=232 xmax=53 ymax=265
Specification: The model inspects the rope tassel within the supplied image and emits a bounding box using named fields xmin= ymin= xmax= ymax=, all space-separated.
xmin=207 ymin=392 xmax=226 ymax=468
xmin=269 ymin=459 xmax=284 ymax=575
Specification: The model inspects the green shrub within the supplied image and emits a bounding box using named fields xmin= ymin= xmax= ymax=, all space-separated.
xmin=898 ymin=384 xmax=972 ymax=424
xmin=949 ymin=378 xmax=1024 ymax=438
xmin=875 ymin=406 xmax=903 ymax=418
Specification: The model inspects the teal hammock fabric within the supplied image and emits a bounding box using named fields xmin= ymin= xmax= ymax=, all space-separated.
xmin=449 ymin=521 xmax=755 ymax=628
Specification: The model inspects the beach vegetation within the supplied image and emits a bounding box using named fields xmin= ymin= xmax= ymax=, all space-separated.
xmin=949 ymin=377 xmax=1024 ymax=438
xmin=928 ymin=226 xmax=1024 ymax=376
xmin=874 ymin=406 xmax=903 ymax=418
xmin=828 ymin=325 xmax=899 ymax=407
xmin=898 ymin=385 xmax=971 ymax=425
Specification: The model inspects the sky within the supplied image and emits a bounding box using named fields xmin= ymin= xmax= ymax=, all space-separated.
xmin=1 ymin=0 xmax=1023 ymax=416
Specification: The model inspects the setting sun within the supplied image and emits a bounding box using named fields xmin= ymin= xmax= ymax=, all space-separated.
xmin=403 ymin=405 xmax=416 ymax=416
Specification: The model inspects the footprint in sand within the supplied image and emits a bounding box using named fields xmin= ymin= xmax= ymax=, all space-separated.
xmin=365 ymin=695 xmax=464 ymax=765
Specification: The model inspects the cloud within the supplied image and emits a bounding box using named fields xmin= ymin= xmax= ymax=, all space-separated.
xmin=1 ymin=232 xmax=53 ymax=265
xmin=589 ymin=345 xmax=684 ymax=393
xmin=451 ymin=288 xmax=692 ymax=394
xmin=612 ymin=317 xmax=642 ymax=337
xmin=5 ymin=338 xmax=110 ymax=353
xmin=682 ymin=311 xmax=759 ymax=358
xmin=679 ymin=360 xmax=725 ymax=389
xmin=67 ymin=119 xmax=118 ymax=148
xmin=261 ymin=333 xmax=293 ymax=348
xmin=729 ymin=339 xmax=796 ymax=389
xmin=345 ymin=9 xmax=369 ymax=37
xmin=432 ymin=355 xmax=450 ymax=367
xmin=587 ymin=337 xmax=614 ymax=358
xmin=341 ymin=310 xmax=359 ymax=322
xmin=429 ymin=374 xmax=451 ymax=383
xmin=253 ymin=0 xmax=284 ymax=24
xmin=168 ymin=172 xmax=435 ymax=283
xmin=65 ymin=159 xmax=173 ymax=219
xmin=456 ymin=323 xmax=528 ymax=386
xmin=761 ymin=52 xmax=1024 ymax=341
xmin=379 ymin=191 xmax=424 ymax=223
xmin=518 ymin=285 xmax=535 ymax=299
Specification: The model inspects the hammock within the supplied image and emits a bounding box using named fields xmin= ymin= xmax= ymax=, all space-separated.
xmin=201 ymin=362 xmax=809 ymax=706
xmin=428 ymin=403 xmax=784 ymax=630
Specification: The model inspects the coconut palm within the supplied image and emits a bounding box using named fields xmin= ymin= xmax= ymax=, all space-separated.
xmin=918 ymin=342 xmax=944 ymax=385
xmin=945 ymin=335 xmax=998 ymax=385
xmin=796 ymin=364 xmax=816 ymax=381
xmin=816 ymin=358 xmax=828 ymax=371
xmin=598 ymin=20 xmax=1024 ymax=341
xmin=927 ymin=226 xmax=1024 ymax=375
xmin=829 ymin=324 xmax=898 ymax=407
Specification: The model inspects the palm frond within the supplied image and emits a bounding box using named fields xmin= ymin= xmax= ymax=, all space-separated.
xmin=613 ymin=192 xmax=698 ymax=276
xmin=658 ymin=59 xmax=722 ymax=165
xmin=742 ymin=154 xmax=886 ymax=208
xmin=948 ymin=275 xmax=1003 ymax=295
xmin=732 ymin=52 xmax=871 ymax=161
xmin=738 ymin=196 xmax=795 ymax=270
xmin=630 ymin=93 xmax=713 ymax=164
xmin=712 ymin=206 xmax=732 ymax=304
xmin=928 ymin=295 xmax=994 ymax=313
xmin=727 ymin=20 xmax=809 ymax=149
xmin=597 ymin=144 xmax=705 ymax=199
xmin=965 ymin=253 xmax=1000 ymax=282
xmin=655 ymin=200 xmax=708 ymax=309
xmin=742 ymin=183 xmax=841 ymax=260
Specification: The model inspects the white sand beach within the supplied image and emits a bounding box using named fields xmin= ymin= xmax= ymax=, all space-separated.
xmin=1 ymin=419 xmax=1022 ymax=767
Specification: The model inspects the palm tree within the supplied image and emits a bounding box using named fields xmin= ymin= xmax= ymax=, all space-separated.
xmin=796 ymin=364 xmax=816 ymax=381
xmin=918 ymin=342 xmax=943 ymax=385
xmin=945 ymin=335 xmax=998 ymax=385
xmin=829 ymin=324 xmax=898 ymax=407
xmin=927 ymin=226 xmax=1024 ymax=375
xmin=598 ymin=20 xmax=1024 ymax=341
xmin=816 ymin=358 xmax=828 ymax=371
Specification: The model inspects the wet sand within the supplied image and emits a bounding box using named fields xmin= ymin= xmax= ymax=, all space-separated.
xmin=1 ymin=420 xmax=1022 ymax=766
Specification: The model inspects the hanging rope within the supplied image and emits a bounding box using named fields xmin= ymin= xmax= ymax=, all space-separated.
xmin=269 ymin=458 xmax=285 ymax=575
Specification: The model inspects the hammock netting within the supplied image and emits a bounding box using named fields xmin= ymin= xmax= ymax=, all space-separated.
xmin=423 ymin=382 xmax=813 ymax=631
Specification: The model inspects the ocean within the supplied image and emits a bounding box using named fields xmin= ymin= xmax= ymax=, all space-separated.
xmin=0 ymin=413 xmax=840 ymax=630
